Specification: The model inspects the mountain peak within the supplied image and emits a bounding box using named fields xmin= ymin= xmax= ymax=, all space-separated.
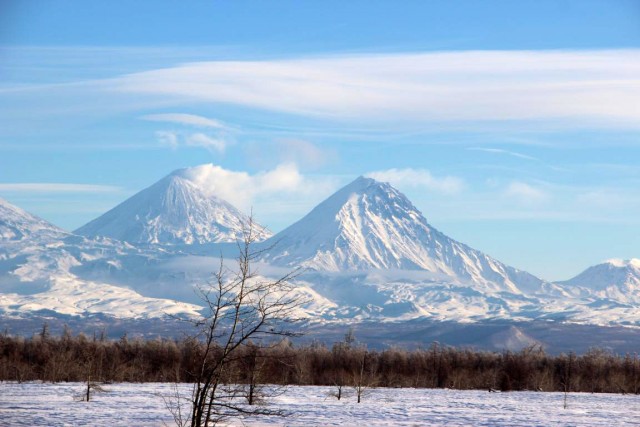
xmin=343 ymin=175 xmax=394 ymax=193
xmin=0 ymin=198 xmax=66 ymax=241
xmin=262 ymin=178 xmax=544 ymax=294
xmin=561 ymin=259 xmax=640 ymax=299
xmin=75 ymin=167 xmax=271 ymax=245
xmin=345 ymin=175 xmax=377 ymax=189
xmin=605 ymin=258 xmax=640 ymax=269
xmin=309 ymin=175 xmax=423 ymax=226
xmin=170 ymin=163 xmax=216 ymax=181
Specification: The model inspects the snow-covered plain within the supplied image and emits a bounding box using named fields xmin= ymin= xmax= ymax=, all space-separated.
xmin=1 ymin=383 xmax=639 ymax=426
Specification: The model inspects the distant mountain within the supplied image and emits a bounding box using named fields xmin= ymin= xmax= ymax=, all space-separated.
xmin=0 ymin=198 xmax=201 ymax=319
xmin=560 ymin=259 xmax=640 ymax=302
xmin=75 ymin=165 xmax=271 ymax=245
xmin=262 ymin=176 xmax=545 ymax=294
xmin=0 ymin=198 xmax=66 ymax=241
xmin=5 ymin=171 xmax=640 ymax=351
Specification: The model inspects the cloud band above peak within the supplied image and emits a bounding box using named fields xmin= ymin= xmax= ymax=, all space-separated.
xmin=114 ymin=49 xmax=640 ymax=129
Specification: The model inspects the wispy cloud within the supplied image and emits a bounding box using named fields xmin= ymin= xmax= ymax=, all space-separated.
xmin=2 ymin=49 xmax=639 ymax=145
xmin=244 ymin=139 xmax=336 ymax=170
xmin=276 ymin=139 xmax=335 ymax=169
xmin=141 ymin=113 xmax=228 ymax=129
xmin=186 ymin=133 xmax=226 ymax=152
xmin=156 ymin=128 xmax=230 ymax=153
xmin=112 ymin=49 xmax=640 ymax=129
xmin=468 ymin=147 xmax=538 ymax=161
xmin=575 ymin=188 xmax=635 ymax=209
xmin=503 ymin=181 xmax=549 ymax=205
xmin=366 ymin=168 xmax=464 ymax=194
xmin=156 ymin=131 xmax=179 ymax=148
xmin=390 ymin=178 xmax=640 ymax=225
xmin=147 ymin=113 xmax=233 ymax=153
xmin=0 ymin=183 xmax=122 ymax=193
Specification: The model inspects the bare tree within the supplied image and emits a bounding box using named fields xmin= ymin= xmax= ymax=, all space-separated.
xmin=561 ymin=352 xmax=575 ymax=409
xmin=329 ymin=329 xmax=356 ymax=400
xmin=352 ymin=347 xmax=377 ymax=403
xmin=77 ymin=333 xmax=108 ymax=402
xmin=330 ymin=370 xmax=348 ymax=401
xmin=171 ymin=217 xmax=306 ymax=427
xmin=238 ymin=341 xmax=268 ymax=406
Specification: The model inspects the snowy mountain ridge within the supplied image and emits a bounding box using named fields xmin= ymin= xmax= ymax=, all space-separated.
xmin=1 ymin=168 xmax=639 ymax=337
xmin=75 ymin=165 xmax=271 ymax=245
xmin=0 ymin=197 xmax=67 ymax=241
xmin=262 ymin=176 xmax=545 ymax=295
xmin=0 ymin=197 xmax=202 ymax=320
xmin=560 ymin=258 xmax=640 ymax=303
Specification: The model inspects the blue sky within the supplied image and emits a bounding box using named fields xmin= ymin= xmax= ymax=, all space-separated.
xmin=1 ymin=0 xmax=639 ymax=280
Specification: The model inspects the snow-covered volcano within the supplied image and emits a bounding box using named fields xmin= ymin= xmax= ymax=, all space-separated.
xmin=262 ymin=177 xmax=545 ymax=294
xmin=75 ymin=165 xmax=271 ymax=245
xmin=560 ymin=259 xmax=640 ymax=302
xmin=4 ymin=176 xmax=640 ymax=343
xmin=0 ymin=201 xmax=202 ymax=319
xmin=0 ymin=198 xmax=67 ymax=241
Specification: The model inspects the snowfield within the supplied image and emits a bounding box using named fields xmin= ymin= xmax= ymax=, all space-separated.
xmin=1 ymin=383 xmax=639 ymax=426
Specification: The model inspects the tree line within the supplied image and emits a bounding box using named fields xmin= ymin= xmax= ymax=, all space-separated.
xmin=1 ymin=326 xmax=639 ymax=395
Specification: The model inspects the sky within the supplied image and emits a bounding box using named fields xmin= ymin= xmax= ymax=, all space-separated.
xmin=0 ymin=0 xmax=639 ymax=281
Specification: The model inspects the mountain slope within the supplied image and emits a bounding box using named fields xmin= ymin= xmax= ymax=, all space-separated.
xmin=0 ymin=198 xmax=67 ymax=241
xmin=4 ymin=182 xmax=640 ymax=340
xmin=75 ymin=165 xmax=271 ymax=245
xmin=0 ymin=200 xmax=203 ymax=319
xmin=560 ymin=259 xmax=640 ymax=302
xmin=262 ymin=177 xmax=545 ymax=294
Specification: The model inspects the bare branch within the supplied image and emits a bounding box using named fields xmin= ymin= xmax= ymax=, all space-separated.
xmin=166 ymin=213 xmax=306 ymax=427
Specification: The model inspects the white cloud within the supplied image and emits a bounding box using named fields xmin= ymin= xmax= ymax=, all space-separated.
xmin=276 ymin=139 xmax=334 ymax=169
xmin=575 ymin=189 xmax=631 ymax=209
xmin=149 ymin=113 xmax=231 ymax=153
xmin=366 ymin=168 xmax=464 ymax=194
xmin=3 ymin=49 xmax=639 ymax=143
xmin=113 ymin=50 xmax=640 ymax=128
xmin=156 ymin=131 xmax=227 ymax=153
xmin=186 ymin=133 xmax=226 ymax=152
xmin=504 ymin=182 xmax=549 ymax=205
xmin=0 ymin=183 xmax=122 ymax=193
xmin=468 ymin=147 xmax=538 ymax=161
xmin=245 ymin=139 xmax=336 ymax=170
xmin=141 ymin=113 xmax=228 ymax=129
xmin=177 ymin=163 xmax=339 ymax=214
xmin=156 ymin=130 xmax=179 ymax=148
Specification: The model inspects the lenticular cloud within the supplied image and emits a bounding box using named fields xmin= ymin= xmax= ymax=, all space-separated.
xmin=114 ymin=50 xmax=640 ymax=128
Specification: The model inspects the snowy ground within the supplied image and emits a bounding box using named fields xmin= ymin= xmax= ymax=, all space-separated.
xmin=1 ymin=382 xmax=639 ymax=426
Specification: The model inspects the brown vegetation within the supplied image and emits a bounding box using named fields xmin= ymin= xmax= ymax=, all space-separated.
xmin=1 ymin=329 xmax=639 ymax=395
